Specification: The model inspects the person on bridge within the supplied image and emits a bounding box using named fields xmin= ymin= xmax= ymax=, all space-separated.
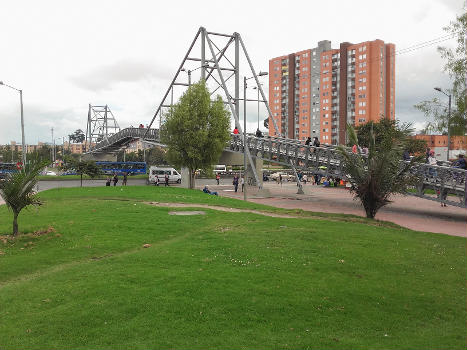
xmin=452 ymin=154 xmax=467 ymax=170
xmin=255 ymin=129 xmax=263 ymax=138
xmin=112 ymin=173 xmax=118 ymax=186
xmin=305 ymin=137 xmax=311 ymax=146
xmin=313 ymin=137 xmax=320 ymax=147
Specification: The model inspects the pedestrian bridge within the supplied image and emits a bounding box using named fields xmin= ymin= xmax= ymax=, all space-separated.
xmin=87 ymin=127 xmax=467 ymax=208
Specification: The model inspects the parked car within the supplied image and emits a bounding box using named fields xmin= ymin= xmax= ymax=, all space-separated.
xmin=45 ymin=171 xmax=57 ymax=176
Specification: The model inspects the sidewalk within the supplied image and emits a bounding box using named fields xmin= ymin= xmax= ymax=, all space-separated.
xmin=211 ymin=182 xmax=467 ymax=237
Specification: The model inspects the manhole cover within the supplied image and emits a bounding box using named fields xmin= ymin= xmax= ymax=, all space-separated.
xmin=168 ymin=211 xmax=206 ymax=216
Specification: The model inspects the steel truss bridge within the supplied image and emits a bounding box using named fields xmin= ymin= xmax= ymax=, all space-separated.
xmin=84 ymin=27 xmax=466 ymax=208
xmin=89 ymin=127 xmax=467 ymax=208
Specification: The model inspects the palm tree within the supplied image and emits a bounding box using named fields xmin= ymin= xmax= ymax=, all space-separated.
xmin=337 ymin=123 xmax=419 ymax=219
xmin=0 ymin=161 xmax=45 ymax=235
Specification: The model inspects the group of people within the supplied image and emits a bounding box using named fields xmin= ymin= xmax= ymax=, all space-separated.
xmin=424 ymin=147 xmax=467 ymax=170
xmin=232 ymin=174 xmax=244 ymax=192
xmin=105 ymin=173 xmax=128 ymax=187
xmin=305 ymin=136 xmax=321 ymax=147
xmin=152 ymin=174 xmax=170 ymax=186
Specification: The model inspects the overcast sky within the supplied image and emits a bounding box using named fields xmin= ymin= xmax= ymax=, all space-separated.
xmin=0 ymin=0 xmax=464 ymax=145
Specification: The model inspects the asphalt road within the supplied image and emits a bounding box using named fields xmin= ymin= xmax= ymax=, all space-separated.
xmin=36 ymin=178 xmax=149 ymax=191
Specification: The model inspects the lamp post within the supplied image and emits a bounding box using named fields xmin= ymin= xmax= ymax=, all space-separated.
xmin=434 ymin=87 xmax=452 ymax=161
xmin=253 ymin=84 xmax=264 ymax=130
xmin=243 ymin=72 xmax=268 ymax=201
xmin=0 ymin=81 xmax=26 ymax=167
xmin=181 ymin=64 xmax=209 ymax=87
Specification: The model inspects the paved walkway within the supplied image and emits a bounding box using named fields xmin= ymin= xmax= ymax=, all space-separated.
xmin=207 ymin=181 xmax=467 ymax=237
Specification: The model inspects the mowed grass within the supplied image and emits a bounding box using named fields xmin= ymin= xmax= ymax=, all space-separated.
xmin=0 ymin=187 xmax=465 ymax=349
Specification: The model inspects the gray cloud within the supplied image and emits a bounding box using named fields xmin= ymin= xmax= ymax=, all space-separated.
xmin=70 ymin=59 xmax=173 ymax=92
xmin=0 ymin=104 xmax=84 ymax=145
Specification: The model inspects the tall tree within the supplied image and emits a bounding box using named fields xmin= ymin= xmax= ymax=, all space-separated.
xmin=414 ymin=11 xmax=466 ymax=135
xmin=160 ymin=80 xmax=231 ymax=188
xmin=0 ymin=161 xmax=46 ymax=235
xmin=69 ymin=129 xmax=85 ymax=143
xmin=63 ymin=157 xmax=101 ymax=187
xmin=338 ymin=123 xmax=420 ymax=219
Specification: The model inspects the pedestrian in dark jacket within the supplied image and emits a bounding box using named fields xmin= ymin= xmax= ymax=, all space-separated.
xmin=112 ymin=174 xmax=118 ymax=186
xmin=313 ymin=137 xmax=320 ymax=147
xmin=164 ymin=173 xmax=169 ymax=186
xmin=233 ymin=175 xmax=239 ymax=192
xmin=305 ymin=137 xmax=311 ymax=145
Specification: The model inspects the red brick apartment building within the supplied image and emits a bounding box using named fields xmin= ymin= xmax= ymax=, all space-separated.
xmin=269 ymin=39 xmax=395 ymax=145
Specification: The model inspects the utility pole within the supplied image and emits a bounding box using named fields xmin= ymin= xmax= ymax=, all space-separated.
xmin=51 ymin=127 xmax=55 ymax=164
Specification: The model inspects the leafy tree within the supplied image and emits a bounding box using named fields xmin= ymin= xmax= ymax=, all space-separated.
xmin=69 ymin=129 xmax=85 ymax=144
xmin=26 ymin=144 xmax=53 ymax=164
xmin=338 ymin=124 xmax=420 ymax=219
xmin=63 ymin=157 xmax=101 ymax=187
xmin=0 ymin=161 xmax=46 ymax=235
xmin=354 ymin=119 xmax=426 ymax=154
xmin=414 ymin=11 xmax=466 ymax=135
xmin=160 ymin=80 xmax=231 ymax=188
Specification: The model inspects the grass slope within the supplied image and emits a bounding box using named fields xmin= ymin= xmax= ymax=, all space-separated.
xmin=0 ymin=187 xmax=466 ymax=349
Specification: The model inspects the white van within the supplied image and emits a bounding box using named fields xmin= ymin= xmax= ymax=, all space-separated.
xmin=148 ymin=167 xmax=181 ymax=184
xmin=214 ymin=164 xmax=226 ymax=174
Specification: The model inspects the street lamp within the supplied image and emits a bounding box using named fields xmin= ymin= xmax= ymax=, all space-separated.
xmin=0 ymin=81 xmax=26 ymax=167
xmin=181 ymin=64 xmax=209 ymax=86
xmin=243 ymin=71 xmax=268 ymax=201
xmin=434 ymin=87 xmax=452 ymax=161
xmin=253 ymin=84 xmax=264 ymax=130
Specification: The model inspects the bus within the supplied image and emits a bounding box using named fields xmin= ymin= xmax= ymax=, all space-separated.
xmin=0 ymin=163 xmax=18 ymax=180
xmin=95 ymin=161 xmax=147 ymax=175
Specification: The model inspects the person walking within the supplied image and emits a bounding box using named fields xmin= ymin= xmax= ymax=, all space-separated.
xmin=105 ymin=176 xmax=111 ymax=186
xmin=112 ymin=173 xmax=118 ymax=186
xmin=313 ymin=137 xmax=320 ymax=147
xmin=233 ymin=174 xmax=239 ymax=193
xmin=122 ymin=173 xmax=128 ymax=186
xmin=216 ymin=173 xmax=220 ymax=185
xmin=155 ymin=175 xmax=160 ymax=186
xmin=279 ymin=174 xmax=283 ymax=186
xmin=302 ymin=174 xmax=308 ymax=184
xmin=164 ymin=173 xmax=169 ymax=186
xmin=452 ymin=154 xmax=467 ymax=169
xmin=241 ymin=177 xmax=245 ymax=192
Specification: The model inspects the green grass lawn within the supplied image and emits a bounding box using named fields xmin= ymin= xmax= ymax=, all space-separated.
xmin=0 ymin=187 xmax=466 ymax=349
